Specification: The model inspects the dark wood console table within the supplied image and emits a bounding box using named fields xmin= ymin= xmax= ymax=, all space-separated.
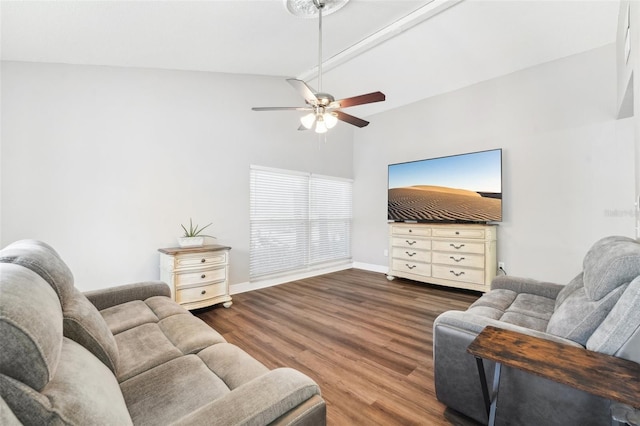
xmin=467 ymin=326 xmax=640 ymax=426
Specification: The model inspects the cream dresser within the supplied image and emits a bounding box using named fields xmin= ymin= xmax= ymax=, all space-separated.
xmin=158 ymin=245 xmax=232 ymax=310
xmin=387 ymin=223 xmax=497 ymax=292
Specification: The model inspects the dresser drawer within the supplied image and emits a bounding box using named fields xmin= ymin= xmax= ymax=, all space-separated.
xmin=175 ymin=267 xmax=226 ymax=288
xmin=432 ymin=265 xmax=485 ymax=285
xmin=392 ymin=259 xmax=431 ymax=277
xmin=391 ymin=226 xmax=432 ymax=237
xmin=392 ymin=247 xmax=431 ymax=262
xmin=432 ymin=240 xmax=485 ymax=254
xmin=175 ymin=252 xmax=227 ymax=269
xmin=432 ymin=228 xmax=485 ymax=239
xmin=176 ymin=282 xmax=226 ymax=305
xmin=431 ymin=251 xmax=485 ymax=268
xmin=391 ymin=237 xmax=431 ymax=250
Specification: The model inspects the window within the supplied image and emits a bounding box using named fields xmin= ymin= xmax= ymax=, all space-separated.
xmin=250 ymin=165 xmax=352 ymax=280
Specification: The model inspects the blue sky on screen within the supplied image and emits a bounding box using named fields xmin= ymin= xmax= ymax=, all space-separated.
xmin=388 ymin=149 xmax=502 ymax=193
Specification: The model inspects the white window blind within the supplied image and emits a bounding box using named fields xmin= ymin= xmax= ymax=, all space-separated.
xmin=250 ymin=165 xmax=352 ymax=280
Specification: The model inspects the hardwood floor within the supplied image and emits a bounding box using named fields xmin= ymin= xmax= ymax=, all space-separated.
xmin=195 ymin=268 xmax=482 ymax=426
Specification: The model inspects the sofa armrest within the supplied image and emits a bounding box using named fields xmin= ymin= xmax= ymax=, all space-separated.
xmin=174 ymin=368 xmax=324 ymax=426
xmin=84 ymin=281 xmax=171 ymax=311
xmin=434 ymin=310 xmax=583 ymax=347
xmin=491 ymin=275 xmax=564 ymax=300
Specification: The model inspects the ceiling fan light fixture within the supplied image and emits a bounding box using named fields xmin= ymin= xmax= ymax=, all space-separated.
xmin=300 ymin=112 xmax=317 ymax=129
xmin=323 ymin=112 xmax=338 ymax=129
xmin=315 ymin=116 xmax=328 ymax=134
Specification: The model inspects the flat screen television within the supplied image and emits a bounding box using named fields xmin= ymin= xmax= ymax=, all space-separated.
xmin=388 ymin=148 xmax=502 ymax=223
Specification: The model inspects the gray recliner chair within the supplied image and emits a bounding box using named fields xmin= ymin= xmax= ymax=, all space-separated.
xmin=433 ymin=235 xmax=640 ymax=426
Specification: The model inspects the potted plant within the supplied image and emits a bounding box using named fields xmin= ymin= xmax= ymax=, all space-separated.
xmin=178 ymin=219 xmax=214 ymax=247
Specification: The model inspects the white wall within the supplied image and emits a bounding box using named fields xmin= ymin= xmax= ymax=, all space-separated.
xmin=1 ymin=61 xmax=354 ymax=291
xmin=633 ymin=1 xmax=640 ymax=238
xmin=352 ymin=44 xmax=636 ymax=284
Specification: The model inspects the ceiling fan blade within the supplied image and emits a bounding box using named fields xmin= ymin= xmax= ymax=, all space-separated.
xmin=332 ymin=91 xmax=386 ymax=109
xmin=336 ymin=111 xmax=369 ymax=128
xmin=252 ymin=106 xmax=313 ymax=111
xmin=287 ymin=79 xmax=318 ymax=104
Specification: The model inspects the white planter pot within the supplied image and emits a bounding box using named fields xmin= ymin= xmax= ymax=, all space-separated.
xmin=178 ymin=236 xmax=204 ymax=248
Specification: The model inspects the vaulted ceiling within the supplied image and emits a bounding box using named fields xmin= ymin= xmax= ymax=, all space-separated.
xmin=1 ymin=0 xmax=620 ymax=117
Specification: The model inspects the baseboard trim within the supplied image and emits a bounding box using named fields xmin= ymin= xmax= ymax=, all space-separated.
xmin=230 ymin=263 xmax=353 ymax=295
xmin=352 ymin=261 xmax=389 ymax=274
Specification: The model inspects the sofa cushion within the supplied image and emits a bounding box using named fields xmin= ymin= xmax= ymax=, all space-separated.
xmin=110 ymin=299 xmax=226 ymax=381
xmin=0 ymin=396 xmax=21 ymax=425
xmin=500 ymin=293 xmax=555 ymax=331
xmin=0 ymin=240 xmax=75 ymax=301
xmin=198 ymin=343 xmax=270 ymax=389
xmin=583 ymin=236 xmax=640 ymax=301
xmin=547 ymin=283 xmax=628 ymax=345
xmin=159 ymin=313 xmax=226 ymax=354
xmin=467 ymin=289 xmax=554 ymax=331
xmin=587 ymin=275 xmax=640 ymax=358
xmin=115 ymin=323 xmax=184 ymax=382
xmin=0 ymin=338 xmax=132 ymax=425
xmin=120 ymin=354 xmax=231 ymax=425
xmin=0 ymin=264 xmax=63 ymax=391
xmin=0 ymin=240 xmax=120 ymax=374
xmin=554 ymin=273 xmax=584 ymax=310
xmin=62 ymin=288 xmax=119 ymax=373
xmin=175 ymin=368 xmax=322 ymax=426
xmin=145 ymin=295 xmax=191 ymax=319
xmin=101 ymin=300 xmax=160 ymax=334
xmin=468 ymin=289 xmax=517 ymax=317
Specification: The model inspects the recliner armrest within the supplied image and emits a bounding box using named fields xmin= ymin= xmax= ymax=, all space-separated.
xmin=434 ymin=310 xmax=582 ymax=347
xmin=491 ymin=275 xmax=564 ymax=299
xmin=173 ymin=368 xmax=324 ymax=426
xmin=83 ymin=281 xmax=171 ymax=311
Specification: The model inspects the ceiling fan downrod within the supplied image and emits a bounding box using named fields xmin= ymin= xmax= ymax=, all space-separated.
xmin=314 ymin=0 xmax=324 ymax=93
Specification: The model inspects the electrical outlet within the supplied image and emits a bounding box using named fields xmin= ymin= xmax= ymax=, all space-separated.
xmin=383 ymin=249 xmax=389 ymax=257
xmin=498 ymin=262 xmax=505 ymax=270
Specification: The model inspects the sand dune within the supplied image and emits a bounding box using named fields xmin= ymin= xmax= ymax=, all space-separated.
xmin=388 ymin=186 xmax=501 ymax=222
xmin=411 ymin=185 xmax=481 ymax=197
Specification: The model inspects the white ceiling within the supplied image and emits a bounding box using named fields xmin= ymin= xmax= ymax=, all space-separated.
xmin=1 ymin=0 xmax=620 ymax=117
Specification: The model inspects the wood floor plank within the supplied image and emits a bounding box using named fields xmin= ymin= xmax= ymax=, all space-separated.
xmin=196 ymin=268 xmax=482 ymax=426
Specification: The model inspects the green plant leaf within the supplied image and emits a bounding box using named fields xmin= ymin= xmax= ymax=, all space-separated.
xmin=181 ymin=219 xmax=214 ymax=237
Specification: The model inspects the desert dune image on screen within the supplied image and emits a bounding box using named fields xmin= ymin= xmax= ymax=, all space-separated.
xmin=388 ymin=150 xmax=502 ymax=222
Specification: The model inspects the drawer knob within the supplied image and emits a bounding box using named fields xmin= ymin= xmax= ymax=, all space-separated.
xmin=405 ymin=264 xmax=416 ymax=270
xmin=450 ymin=256 xmax=465 ymax=263
xmin=408 ymin=229 xmax=412 ymax=233
xmin=455 ymin=231 xmax=460 ymax=235
xmin=201 ymin=274 xmax=206 ymax=279
xmin=406 ymin=251 xmax=416 ymax=257
xmin=406 ymin=240 xmax=416 ymax=246
xmin=450 ymin=243 xmax=465 ymax=250
xmin=201 ymin=258 xmax=206 ymax=263
xmin=201 ymin=290 xmax=207 ymax=295
xmin=449 ymin=270 xmax=465 ymax=277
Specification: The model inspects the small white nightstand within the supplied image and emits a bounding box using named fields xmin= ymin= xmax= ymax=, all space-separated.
xmin=158 ymin=245 xmax=232 ymax=310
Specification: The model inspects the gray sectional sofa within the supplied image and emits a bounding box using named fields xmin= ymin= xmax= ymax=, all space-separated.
xmin=434 ymin=235 xmax=640 ymax=425
xmin=0 ymin=240 xmax=325 ymax=425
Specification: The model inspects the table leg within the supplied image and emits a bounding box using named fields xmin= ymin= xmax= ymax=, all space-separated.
xmin=488 ymin=362 xmax=502 ymax=426
xmin=474 ymin=357 xmax=502 ymax=426
xmin=475 ymin=357 xmax=491 ymax=417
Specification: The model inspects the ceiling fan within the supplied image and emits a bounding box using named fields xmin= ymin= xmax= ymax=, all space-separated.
xmin=252 ymin=0 xmax=385 ymax=134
